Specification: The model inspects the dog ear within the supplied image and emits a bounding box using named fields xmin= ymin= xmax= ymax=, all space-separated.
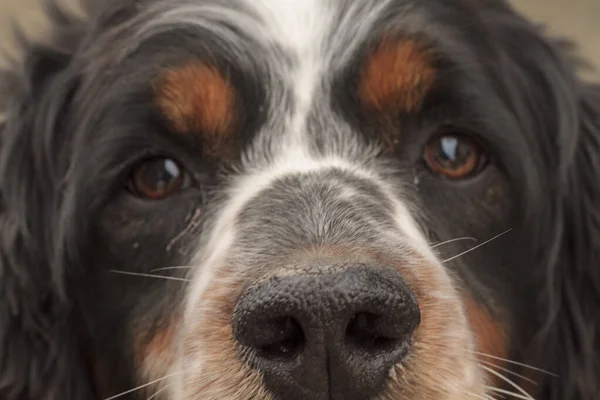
xmin=482 ymin=7 xmax=600 ymax=398
xmin=0 ymin=3 xmax=95 ymax=399
xmin=535 ymin=80 xmax=600 ymax=400
xmin=518 ymin=37 xmax=600 ymax=400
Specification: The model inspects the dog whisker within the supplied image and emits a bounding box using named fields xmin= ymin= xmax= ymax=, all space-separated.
xmin=488 ymin=391 xmax=507 ymax=400
xmin=109 ymin=270 xmax=192 ymax=282
xmin=146 ymin=383 xmax=173 ymax=400
xmin=485 ymin=386 xmax=535 ymax=400
xmin=103 ymin=372 xmax=183 ymax=400
xmin=481 ymin=365 xmax=535 ymax=400
xmin=479 ymin=361 xmax=537 ymax=385
xmin=441 ymin=229 xmax=512 ymax=263
xmin=151 ymin=266 xmax=195 ymax=272
xmin=473 ymin=351 xmax=558 ymax=377
xmin=430 ymin=236 xmax=477 ymax=248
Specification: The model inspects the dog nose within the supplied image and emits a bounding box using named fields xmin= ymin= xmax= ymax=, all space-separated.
xmin=232 ymin=266 xmax=420 ymax=400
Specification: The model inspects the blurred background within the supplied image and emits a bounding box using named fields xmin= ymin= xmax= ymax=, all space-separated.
xmin=0 ymin=0 xmax=599 ymax=81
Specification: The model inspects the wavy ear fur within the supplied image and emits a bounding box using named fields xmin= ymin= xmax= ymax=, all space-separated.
xmin=538 ymin=81 xmax=600 ymax=400
xmin=474 ymin=5 xmax=600 ymax=399
xmin=505 ymin=17 xmax=600 ymax=400
xmin=0 ymin=3 xmax=94 ymax=399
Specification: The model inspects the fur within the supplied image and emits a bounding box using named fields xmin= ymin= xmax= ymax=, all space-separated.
xmin=0 ymin=0 xmax=599 ymax=399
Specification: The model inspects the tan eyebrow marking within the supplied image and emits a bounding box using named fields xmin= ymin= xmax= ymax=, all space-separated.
xmin=155 ymin=62 xmax=236 ymax=158
xmin=358 ymin=38 xmax=436 ymax=114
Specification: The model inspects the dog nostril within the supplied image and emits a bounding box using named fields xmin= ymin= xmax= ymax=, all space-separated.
xmin=232 ymin=267 xmax=421 ymax=399
xmin=257 ymin=316 xmax=305 ymax=360
xmin=346 ymin=312 xmax=402 ymax=353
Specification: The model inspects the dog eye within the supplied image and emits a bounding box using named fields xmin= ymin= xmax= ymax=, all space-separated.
xmin=424 ymin=133 xmax=487 ymax=179
xmin=128 ymin=157 xmax=190 ymax=199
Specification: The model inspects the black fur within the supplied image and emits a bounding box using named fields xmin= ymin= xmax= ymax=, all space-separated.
xmin=483 ymin=11 xmax=600 ymax=399
xmin=0 ymin=5 xmax=96 ymax=400
xmin=0 ymin=1 xmax=599 ymax=399
xmin=535 ymin=80 xmax=600 ymax=400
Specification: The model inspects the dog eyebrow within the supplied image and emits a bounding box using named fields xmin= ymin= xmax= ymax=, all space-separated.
xmin=155 ymin=62 xmax=236 ymax=158
xmin=358 ymin=38 xmax=436 ymax=114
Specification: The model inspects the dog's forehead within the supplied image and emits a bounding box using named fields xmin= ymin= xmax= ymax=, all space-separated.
xmin=127 ymin=0 xmax=439 ymax=144
xmin=128 ymin=0 xmax=390 ymax=51
xmin=135 ymin=0 xmax=398 ymax=88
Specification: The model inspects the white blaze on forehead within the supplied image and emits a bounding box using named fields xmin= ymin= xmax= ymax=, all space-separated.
xmin=248 ymin=0 xmax=336 ymax=145
xmin=251 ymin=0 xmax=331 ymax=47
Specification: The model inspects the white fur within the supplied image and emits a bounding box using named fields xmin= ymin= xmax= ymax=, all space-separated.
xmin=249 ymin=0 xmax=335 ymax=148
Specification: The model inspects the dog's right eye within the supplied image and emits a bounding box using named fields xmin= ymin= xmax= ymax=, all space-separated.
xmin=127 ymin=157 xmax=191 ymax=200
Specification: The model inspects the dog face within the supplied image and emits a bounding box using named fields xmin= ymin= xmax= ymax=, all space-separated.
xmin=1 ymin=1 xmax=599 ymax=399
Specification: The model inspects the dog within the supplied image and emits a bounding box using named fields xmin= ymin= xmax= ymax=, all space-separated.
xmin=1 ymin=0 xmax=599 ymax=399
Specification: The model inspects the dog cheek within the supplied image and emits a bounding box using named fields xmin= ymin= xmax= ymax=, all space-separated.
xmin=132 ymin=316 xmax=180 ymax=395
xmin=376 ymin=252 xmax=486 ymax=400
xmin=464 ymin=297 xmax=509 ymax=387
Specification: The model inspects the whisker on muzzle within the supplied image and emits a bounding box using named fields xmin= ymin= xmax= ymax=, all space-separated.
xmin=485 ymin=386 xmax=535 ymax=400
xmin=481 ymin=365 xmax=535 ymax=400
xmin=430 ymin=236 xmax=477 ymax=248
xmin=146 ymin=383 xmax=173 ymax=400
xmin=473 ymin=351 xmax=558 ymax=377
xmin=109 ymin=270 xmax=192 ymax=282
xmin=151 ymin=266 xmax=195 ymax=272
xmin=103 ymin=371 xmax=184 ymax=400
xmin=480 ymin=360 xmax=538 ymax=385
xmin=441 ymin=229 xmax=513 ymax=263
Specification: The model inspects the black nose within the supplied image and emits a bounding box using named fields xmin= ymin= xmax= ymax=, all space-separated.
xmin=232 ymin=266 xmax=420 ymax=400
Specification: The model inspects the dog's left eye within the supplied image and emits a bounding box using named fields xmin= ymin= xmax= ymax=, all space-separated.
xmin=127 ymin=157 xmax=191 ymax=199
xmin=423 ymin=133 xmax=487 ymax=179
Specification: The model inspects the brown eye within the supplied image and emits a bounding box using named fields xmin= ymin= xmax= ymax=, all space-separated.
xmin=424 ymin=134 xmax=486 ymax=179
xmin=128 ymin=157 xmax=190 ymax=199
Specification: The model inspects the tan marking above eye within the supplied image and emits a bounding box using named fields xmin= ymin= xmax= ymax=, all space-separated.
xmin=155 ymin=63 xmax=236 ymax=157
xmin=358 ymin=38 xmax=436 ymax=114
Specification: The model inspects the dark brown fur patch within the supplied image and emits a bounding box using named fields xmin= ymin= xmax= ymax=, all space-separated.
xmin=156 ymin=63 xmax=236 ymax=158
xmin=358 ymin=38 xmax=436 ymax=114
